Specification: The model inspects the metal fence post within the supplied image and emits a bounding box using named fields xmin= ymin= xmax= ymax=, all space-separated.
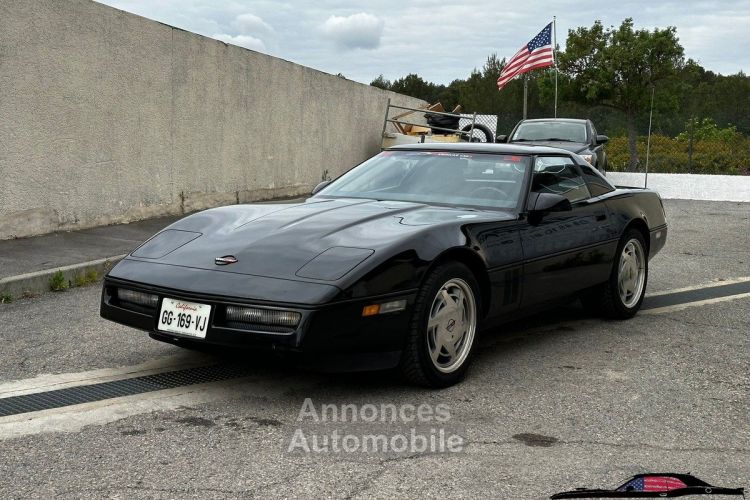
xmin=380 ymin=98 xmax=391 ymax=145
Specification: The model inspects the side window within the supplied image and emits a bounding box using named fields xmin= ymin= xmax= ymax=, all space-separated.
xmin=579 ymin=164 xmax=615 ymax=197
xmin=532 ymin=156 xmax=591 ymax=203
xmin=589 ymin=123 xmax=596 ymax=143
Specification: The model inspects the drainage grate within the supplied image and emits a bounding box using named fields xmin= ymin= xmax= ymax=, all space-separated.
xmin=643 ymin=280 xmax=750 ymax=310
xmin=0 ymin=363 xmax=253 ymax=418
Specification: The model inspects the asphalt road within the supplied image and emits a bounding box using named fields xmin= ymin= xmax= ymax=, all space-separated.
xmin=0 ymin=200 xmax=748 ymax=499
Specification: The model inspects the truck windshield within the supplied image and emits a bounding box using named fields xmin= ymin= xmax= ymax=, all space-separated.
xmin=513 ymin=121 xmax=587 ymax=143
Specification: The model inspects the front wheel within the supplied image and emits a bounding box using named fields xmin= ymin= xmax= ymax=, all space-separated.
xmin=400 ymin=262 xmax=481 ymax=387
xmin=581 ymin=229 xmax=648 ymax=319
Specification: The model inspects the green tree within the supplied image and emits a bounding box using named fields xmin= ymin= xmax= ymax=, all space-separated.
xmin=678 ymin=118 xmax=737 ymax=142
xmin=558 ymin=18 xmax=685 ymax=170
xmin=370 ymin=74 xmax=391 ymax=90
xmin=389 ymin=74 xmax=444 ymax=104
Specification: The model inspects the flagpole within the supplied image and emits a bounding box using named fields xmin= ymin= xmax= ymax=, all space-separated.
xmin=523 ymin=76 xmax=528 ymax=119
xmin=553 ymin=16 xmax=558 ymax=118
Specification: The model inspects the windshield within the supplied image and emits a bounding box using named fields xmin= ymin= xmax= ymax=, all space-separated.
xmin=513 ymin=121 xmax=588 ymax=142
xmin=316 ymin=151 xmax=530 ymax=210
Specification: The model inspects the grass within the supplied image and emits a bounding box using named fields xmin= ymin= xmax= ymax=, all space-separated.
xmin=86 ymin=269 xmax=99 ymax=283
xmin=2 ymin=268 xmax=100 ymax=303
xmin=73 ymin=269 xmax=100 ymax=287
xmin=49 ymin=271 xmax=68 ymax=292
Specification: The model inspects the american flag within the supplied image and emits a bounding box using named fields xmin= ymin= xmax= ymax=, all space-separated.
xmin=617 ymin=475 xmax=688 ymax=492
xmin=497 ymin=22 xmax=554 ymax=90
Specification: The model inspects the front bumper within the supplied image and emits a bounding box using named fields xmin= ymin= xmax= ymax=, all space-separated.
xmin=100 ymin=277 xmax=417 ymax=371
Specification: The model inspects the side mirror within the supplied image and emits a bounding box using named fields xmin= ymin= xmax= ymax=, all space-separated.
xmin=495 ymin=135 xmax=508 ymax=143
xmin=596 ymin=134 xmax=609 ymax=145
xmin=527 ymin=192 xmax=572 ymax=213
xmin=311 ymin=180 xmax=332 ymax=195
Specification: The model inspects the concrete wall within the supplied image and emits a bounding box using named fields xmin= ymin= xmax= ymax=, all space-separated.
xmin=0 ymin=0 xmax=425 ymax=240
xmin=606 ymin=172 xmax=750 ymax=202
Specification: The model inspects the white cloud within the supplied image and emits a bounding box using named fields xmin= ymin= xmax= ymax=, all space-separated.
xmin=212 ymin=33 xmax=266 ymax=52
xmin=232 ymin=13 xmax=275 ymax=37
xmin=321 ymin=12 xmax=384 ymax=50
xmin=96 ymin=1 xmax=748 ymax=84
xmin=211 ymin=12 xmax=275 ymax=53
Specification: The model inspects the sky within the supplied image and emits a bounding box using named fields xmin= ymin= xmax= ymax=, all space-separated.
xmin=96 ymin=0 xmax=749 ymax=85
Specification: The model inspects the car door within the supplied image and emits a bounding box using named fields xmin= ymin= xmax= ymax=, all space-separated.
xmin=518 ymin=155 xmax=614 ymax=305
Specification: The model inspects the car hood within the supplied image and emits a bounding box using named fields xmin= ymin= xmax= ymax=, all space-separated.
xmin=124 ymin=198 xmax=511 ymax=283
xmin=512 ymin=140 xmax=589 ymax=154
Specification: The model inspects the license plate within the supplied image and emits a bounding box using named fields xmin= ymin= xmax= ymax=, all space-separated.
xmin=158 ymin=298 xmax=212 ymax=338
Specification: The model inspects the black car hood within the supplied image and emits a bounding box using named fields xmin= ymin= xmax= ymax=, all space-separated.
xmin=511 ymin=140 xmax=589 ymax=154
xmin=125 ymin=198 xmax=511 ymax=283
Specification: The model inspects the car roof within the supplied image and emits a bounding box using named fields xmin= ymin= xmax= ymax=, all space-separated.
xmin=387 ymin=142 xmax=576 ymax=155
xmin=518 ymin=118 xmax=588 ymax=124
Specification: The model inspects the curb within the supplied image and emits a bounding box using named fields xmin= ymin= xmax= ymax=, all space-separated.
xmin=0 ymin=254 xmax=127 ymax=301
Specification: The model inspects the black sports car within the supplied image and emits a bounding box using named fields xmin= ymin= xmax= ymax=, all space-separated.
xmin=499 ymin=118 xmax=609 ymax=172
xmin=101 ymin=143 xmax=667 ymax=387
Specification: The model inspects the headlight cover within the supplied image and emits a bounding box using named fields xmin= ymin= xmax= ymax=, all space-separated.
xmin=296 ymin=247 xmax=374 ymax=281
xmin=131 ymin=229 xmax=201 ymax=259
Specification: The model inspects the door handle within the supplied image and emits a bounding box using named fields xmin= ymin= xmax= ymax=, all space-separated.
xmin=595 ymin=214 xmax=607 ymax=221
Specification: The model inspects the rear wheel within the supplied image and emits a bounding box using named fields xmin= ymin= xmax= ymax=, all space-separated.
xmin=400 ymin=262 xmax=481 ymax=387
xmin=581 ymin=229 xmax=648 ymax=319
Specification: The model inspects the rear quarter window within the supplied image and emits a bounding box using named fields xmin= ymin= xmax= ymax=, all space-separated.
xmin=579 ymin=164 xmax=615 ymax=196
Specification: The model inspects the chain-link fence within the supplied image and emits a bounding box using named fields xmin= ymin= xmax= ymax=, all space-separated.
xmin=481 ymin=110 xmax=749 ymax=175
xmin=605 ymin=134 xmax=750 ymax=175
xmin=458 ymin=114 xmax=498 ymax=143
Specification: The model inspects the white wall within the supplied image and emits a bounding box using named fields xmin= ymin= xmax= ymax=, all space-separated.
xmin=606 ymin=172 xmax=750 ymax=202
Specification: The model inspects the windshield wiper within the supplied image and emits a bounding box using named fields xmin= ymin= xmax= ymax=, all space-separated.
xmin=514 ymin=138 xmax=576 ymax=142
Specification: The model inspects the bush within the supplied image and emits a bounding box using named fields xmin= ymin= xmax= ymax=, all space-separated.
xmin=606 ymin=134 xmax=750 ymax=175
xmin=49 ymin=271 xmax=68 ymax=292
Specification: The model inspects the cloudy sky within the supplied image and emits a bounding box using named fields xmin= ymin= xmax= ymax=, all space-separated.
xmin=96 ymin=0 xmax=748 ymax=84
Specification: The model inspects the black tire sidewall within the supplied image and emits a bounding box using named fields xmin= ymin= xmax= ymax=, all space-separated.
xmin=407 ymin=262 xmax=482 ymax=387
xmin=609 ymin=229 xmax=648 ymax=316
xmin=461 ymin=123 xmax=494 ymax=143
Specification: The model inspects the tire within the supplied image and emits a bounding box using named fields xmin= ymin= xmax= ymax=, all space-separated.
xmin=461 ymin=123 xmax=494 ymax=143
xmin=425 ymin=113 xmax=460 ymax=134
xmin=400 ymin=262 xmax=481 ymax=387
xmin=581 ymin=229 xmax=648 ymax=319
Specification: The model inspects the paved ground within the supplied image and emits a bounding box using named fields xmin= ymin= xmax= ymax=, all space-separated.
xmin=0 ymin=198 xmax=304 ymax=280
xmin=0 ymin=216 xmax=179 ymax=279
xmin=0 ymin=200 xmax=748 ymax=499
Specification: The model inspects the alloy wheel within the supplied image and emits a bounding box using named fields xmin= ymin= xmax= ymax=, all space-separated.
xmin=426 ymin=278 xmax=477 ymax=373
xmin=618 ymin=239 xmax=646 ymax=308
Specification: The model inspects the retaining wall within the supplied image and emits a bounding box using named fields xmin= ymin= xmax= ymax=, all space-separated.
xmin=606 ymin=172 xmax=750 ymax=202
xmin=0 ymin=0 xmax=425 ymax=239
